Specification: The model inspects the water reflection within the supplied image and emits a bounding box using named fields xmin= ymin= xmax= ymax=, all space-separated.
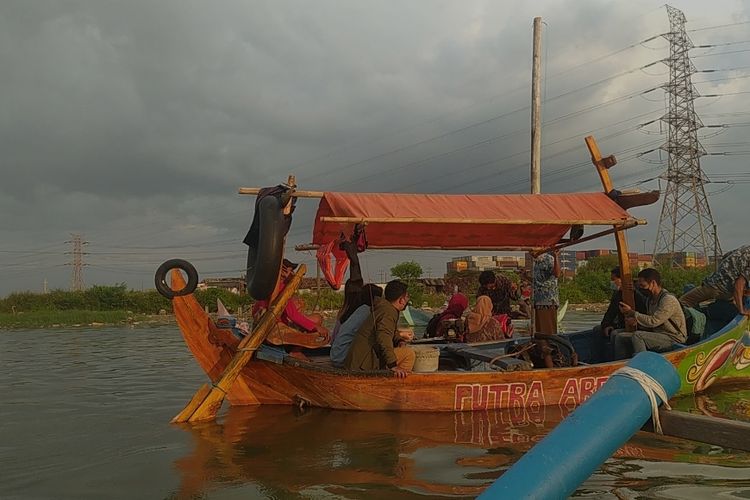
xmin=672 ymin=385 xmax=750 ymax=423
xmin=172 ymin=397 xmax=750 ymax=498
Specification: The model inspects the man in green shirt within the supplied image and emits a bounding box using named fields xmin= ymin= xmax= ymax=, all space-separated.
xmin=614 ymin=268 xmax=687 ymax=359
xmin=344 ymin=280 xmax=415 ymax=378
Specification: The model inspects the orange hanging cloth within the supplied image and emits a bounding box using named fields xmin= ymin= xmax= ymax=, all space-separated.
xmin=316 ymin=239 xmax=350 ymax=290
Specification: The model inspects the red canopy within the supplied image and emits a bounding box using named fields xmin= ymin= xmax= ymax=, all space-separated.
xmin=312 ymin=192 xmax=639 ymax=250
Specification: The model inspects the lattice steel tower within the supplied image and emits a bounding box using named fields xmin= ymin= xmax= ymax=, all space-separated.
xmin=66 ymin=233 xmax=88 ymax=291
xmin=654 ymin=5 xmax=721 ymax=266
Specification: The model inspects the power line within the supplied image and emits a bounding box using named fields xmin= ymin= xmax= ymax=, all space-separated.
xmin=291 ymin=33 xmax=669 ymax=182
xmin=688 ymin=20 xmax=750 ymax=32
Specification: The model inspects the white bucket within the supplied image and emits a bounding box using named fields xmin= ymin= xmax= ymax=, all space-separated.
xmin=412 ymin=345 xmax=439 ymax=372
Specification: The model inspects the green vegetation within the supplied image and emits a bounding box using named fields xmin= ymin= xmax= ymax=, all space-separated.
xmin=559 ymin=256 xmax=712 ymax=304
xmin=390 ymin=261 xmax=423 ymax=283
xmin=0 ymin=259 xmax=714 ymax=328
xmin=391 ymin=260 xmax=429 ymax=307
xmin=0 ymin=310 xmax=154 ymax=329
xmin=0 ymin=284 xmax=253 ymax=328
xmin=298 ymin=289 xmax=344 ymax=311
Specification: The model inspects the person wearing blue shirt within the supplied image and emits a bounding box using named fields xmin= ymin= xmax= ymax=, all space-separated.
xmin=330 ymin=284 xmax=383 ymax=367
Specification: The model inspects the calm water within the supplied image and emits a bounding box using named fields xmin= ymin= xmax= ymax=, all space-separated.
xmin=2 ymin=315 xmax=750 ymax=499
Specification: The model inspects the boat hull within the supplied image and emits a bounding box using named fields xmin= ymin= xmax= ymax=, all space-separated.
xmin=173 ymin=290 xmax=750 ymax=412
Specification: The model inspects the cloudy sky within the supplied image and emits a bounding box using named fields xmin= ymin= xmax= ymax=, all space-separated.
xmin=2 ymin=0 xmax=749 ymax=296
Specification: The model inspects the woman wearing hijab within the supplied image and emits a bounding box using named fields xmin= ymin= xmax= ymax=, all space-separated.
xmin=425 ymin=293 xmax=469 ymax=338
xmin=465 ymin=295 xmax=504 ymax=343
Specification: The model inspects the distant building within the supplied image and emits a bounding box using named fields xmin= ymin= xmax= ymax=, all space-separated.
xmin=418 ymin=277 xmax=447 ymax=294
xmin=197 ymin=277 xmax=246 ymax=294
xmin=441 ymin=248 xmax=698 ymax=278
xmin=447 ymin=255 xmax=525 ymax=273
xmin=654 ymin=251 xmax=708 ymax=268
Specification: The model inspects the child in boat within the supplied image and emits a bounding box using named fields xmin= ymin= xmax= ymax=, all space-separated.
xmin=252 ymin=259 xmax=329 ymax=341
xmin=465 ymin=296 xmax=505 ymax=343
xmin=344 ymin=280 xmax=415 ymax=378
xmin=330 ymin=283 xmax=383 ymax=367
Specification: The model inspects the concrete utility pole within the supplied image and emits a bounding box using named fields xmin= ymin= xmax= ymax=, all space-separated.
xmin=530 ymin=16 xmax=543 ymax=195
xmin=529 ymin=17 xmax=543 ymax=334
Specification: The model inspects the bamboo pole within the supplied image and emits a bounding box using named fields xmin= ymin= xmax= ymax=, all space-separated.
xmin=239 ymin=187 xmax=324 ymax=198
xmin=319 ymin=216 xmax=639 ymax=225
xmin=532 ymin=221 xmax=642 ymax=256
xmin=172 ymin=264 xmax=307 ymax=423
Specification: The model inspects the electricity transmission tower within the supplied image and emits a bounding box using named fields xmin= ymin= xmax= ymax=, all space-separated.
xmin=653 ymin=5 xmax=721 ymax=267
xmin=65 ymin=233 xmax=88 ymax=291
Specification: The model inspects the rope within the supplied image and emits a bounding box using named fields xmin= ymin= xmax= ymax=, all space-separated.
xmin=489 ymin=343 xmax=535 ymax=367
xmin=612 ymin=365 xmax=672 ymax=434
xmin=210 ymin=383 xmax=228 ymax=395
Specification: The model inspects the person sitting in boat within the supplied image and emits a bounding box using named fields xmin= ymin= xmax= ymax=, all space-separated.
xmin=330 ymin=283 xmax=383 ymax=367
xmin=679 ymin=244 xmax=750 ymax=317
xmin=613 ymin=268 xmax=687 ymax=360
xmin=465 ymin=295 xmax=507 ymax=343
xmin=601 ymin=267 xmax=649 ymax=333
xmin=332 ymin=226 xmax=368 ymax=341
xmin=252 ymin=258 xmax=329 ymax=343
xmin=477 ymin=270 xmax=519 ymax=315
xmin=344 ymin=280 xmax=415 ymax=378
xmin=424 ymin=292 xmax=469 ymax=338
xmin=511 ymin=278 xmax=532 ymax=319
xmin=532 ymin=251 xmax=561 ymax=334
xmin=585 ymin=267 xmax=648 ymax=361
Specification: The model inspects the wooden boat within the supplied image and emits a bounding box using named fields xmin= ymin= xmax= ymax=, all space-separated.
xmin=165 ymin=136 xmax=750 ymax=413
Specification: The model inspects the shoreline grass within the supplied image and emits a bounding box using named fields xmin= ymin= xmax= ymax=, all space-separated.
xmin=0 ymin=310 xmax=175 ymax=329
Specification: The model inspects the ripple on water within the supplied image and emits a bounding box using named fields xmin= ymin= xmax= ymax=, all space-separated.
xmin=1 ymin=321 xmax=750 ymax=499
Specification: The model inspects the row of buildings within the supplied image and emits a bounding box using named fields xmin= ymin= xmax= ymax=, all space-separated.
xmin=447 ymin=250 xmax=711 ymax=277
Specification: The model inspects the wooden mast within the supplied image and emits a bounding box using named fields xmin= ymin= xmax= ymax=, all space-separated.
xmin=585 ymin=136 xmax=636 ymax=314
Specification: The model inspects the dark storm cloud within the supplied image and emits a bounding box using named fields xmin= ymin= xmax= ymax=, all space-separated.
xmin=0 ymin=0 xmax=747 ymax=294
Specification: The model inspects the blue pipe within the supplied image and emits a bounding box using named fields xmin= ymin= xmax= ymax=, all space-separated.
xmin=479 ymin=351 xmax=680 ymax=500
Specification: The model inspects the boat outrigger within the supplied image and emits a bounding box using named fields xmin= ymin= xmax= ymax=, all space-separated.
xmin=158 ymin=136 xmax=750 ymax=421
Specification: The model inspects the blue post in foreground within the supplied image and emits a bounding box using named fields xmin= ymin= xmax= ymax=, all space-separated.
xmin=479 ymin=351 xmax=680 ymax=500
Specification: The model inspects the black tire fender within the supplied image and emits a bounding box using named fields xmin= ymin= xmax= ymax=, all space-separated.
xmin=247 ymin=195 xmax=286 ymax=300
xmin=154 ymin=259 xmax=199 ymax=299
